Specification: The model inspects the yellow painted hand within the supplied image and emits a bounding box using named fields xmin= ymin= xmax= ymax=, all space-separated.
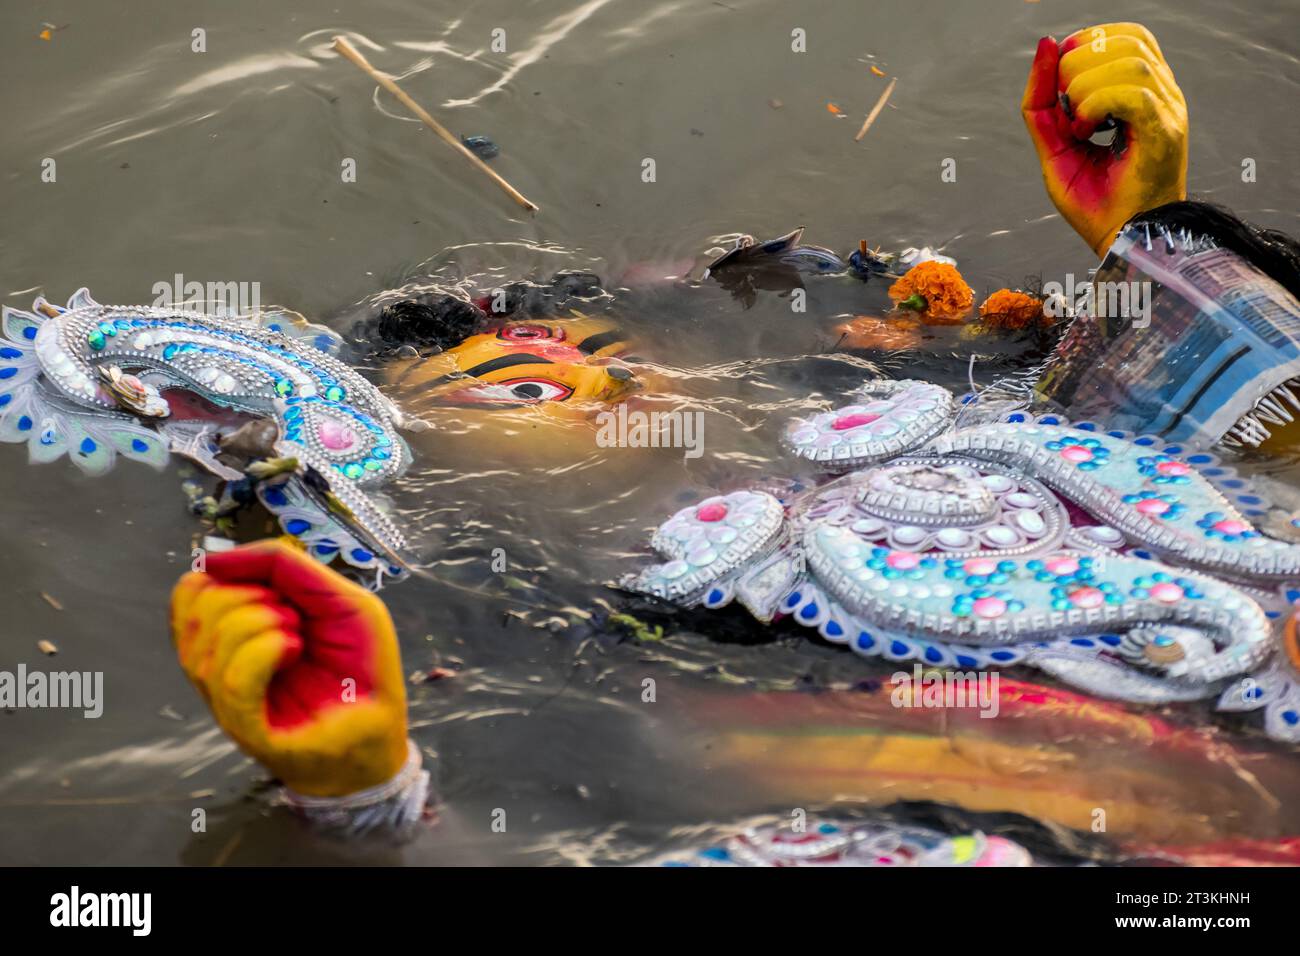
xmin=1022 ymin=22 xmax=1188 ymax=257
xmin=171 ymin=539 xmax=409 ymax=798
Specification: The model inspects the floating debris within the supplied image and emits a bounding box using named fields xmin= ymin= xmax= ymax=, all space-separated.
xmin=704 ymin=226 xmax=846 ymax=279
xmin=409 ymin=666 xmax=457 ymax=685
xmin=37 ymin=640 xmax=58 ymax=656
xmin=331 ymin=36 xmax=536 ymax=212
xmin=460 ymin=135 xmax=500 ymax=160
xmin=607 ymin=611 xmax=664 ymax=642
xmin=826 ymin=102 xmax=844 ymax=116
xmin=768 ymin=98 xmax=783 ymax=109
xmin=847 ymin=239 xmax=892 ymax=278
xmin=870 ymin=65 xmax=887 ymax=77
xmin=854 ymin=77 xmax=897 ymax=141
xmin=40 ymin=592 xmax=64 ymax=611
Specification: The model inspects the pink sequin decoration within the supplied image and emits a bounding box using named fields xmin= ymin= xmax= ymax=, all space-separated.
xmin=1150 ymin=582 xmax=1184 ymax=603
xmin=696 ymin=502 xmax=728 ymax=522
xmin=1059 ymin=445 xmax=1092 ymax=463
xmin=317 ymin=419 xmax=357 ymax=451
xmin=973 ymin=597 xmax=1007 ymax=619
xmin=964 ymin=558 xmax=997 ymax=576
xmin=1044 ymin=557 xmax=1079 ymax=576
xmin=1136 ymin=498 xmax=1170 ymax=516
xmin=1069 ymin=586 xmax=1105 ymax=609
xmin=832 ymin=413 xmax=881 ymax=431
xmin=887 ymin=551 xmax=920 ymax=570
xmin=1213 ymin=519 xmax=1249 ymax=535
xmin=1157 ymin=461 xmax=1190 ymax=476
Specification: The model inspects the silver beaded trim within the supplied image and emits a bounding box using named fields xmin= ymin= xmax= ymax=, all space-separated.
xmin=4 ymin=290 xmax=415 ymax=577
xmin=934 ymin=422 xmax=1300 ymax=579
xmin=783 ymin=380 xmax=955 ymax=471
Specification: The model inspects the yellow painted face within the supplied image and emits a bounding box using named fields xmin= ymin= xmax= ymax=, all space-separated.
xmin=388 ymin=313 xmax=637 ymax=407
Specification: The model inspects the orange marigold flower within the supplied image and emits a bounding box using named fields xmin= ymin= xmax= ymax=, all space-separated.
xmin=835 ymin=315 xmax=922 ymax=351
xmin=978 ymin=289 xmax=1048 ymax=330
xmin=887 ymin=261 xmax=973 ymax=323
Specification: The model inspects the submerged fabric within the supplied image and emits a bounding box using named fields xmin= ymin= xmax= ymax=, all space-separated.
xmin=1035 ymin=222 xmax=1300 ymax=443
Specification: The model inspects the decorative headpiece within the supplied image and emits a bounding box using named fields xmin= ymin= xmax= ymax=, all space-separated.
xmin=647 ymin=818 xmax=1032 ymax=867
xmin=0 ymin=289 xmax=412 ymax=586
xmin=624 ymin=379 xmax=1300 ymax=739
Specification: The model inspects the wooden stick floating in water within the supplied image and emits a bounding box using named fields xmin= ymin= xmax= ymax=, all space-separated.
xmin=331 ymin=36 xmax=539 ymax=214
xmin=854 ymin=77 xmax=897 ymax=142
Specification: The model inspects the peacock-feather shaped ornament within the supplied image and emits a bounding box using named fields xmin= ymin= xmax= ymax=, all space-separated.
xmin=0 ymin=289 xmax=415 ymax=588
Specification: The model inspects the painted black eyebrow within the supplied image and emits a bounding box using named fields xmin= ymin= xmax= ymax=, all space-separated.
xmin=576 ymin=329 xmax=627 ymax=354
xmin=463 ymin=353 xmax=554 ymax=377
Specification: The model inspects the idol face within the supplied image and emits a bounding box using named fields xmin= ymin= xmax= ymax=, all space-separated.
xmin=393 ymin=315 xmax=637 ymax=407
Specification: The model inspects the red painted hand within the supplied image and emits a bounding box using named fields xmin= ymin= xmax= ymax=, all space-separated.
xmin=1022 ymin=22 xmax=1188 ymax=257
xmin=171 ymin=539 xmax=409 ymax=797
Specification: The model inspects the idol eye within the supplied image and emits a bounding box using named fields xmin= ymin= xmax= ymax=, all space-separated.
xmin=501 ymin=377 xmax=573 ymax=402
xmin=499 ymin=324 xmax=562 ymax=342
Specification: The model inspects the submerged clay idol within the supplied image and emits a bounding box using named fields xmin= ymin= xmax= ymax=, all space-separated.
xmin=0 ymin=290 xmax=412 ymax=586
xmin=624 ymin=379 xmax=1300 ymax=740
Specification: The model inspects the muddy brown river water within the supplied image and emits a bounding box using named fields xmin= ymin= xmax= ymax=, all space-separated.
xmin=0 ymin=0 xmax=1298 ymax=864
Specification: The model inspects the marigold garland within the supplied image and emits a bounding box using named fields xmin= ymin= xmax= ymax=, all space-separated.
xmin=887 ymin=261 xmax=973 ymax=323
xmin=978 ymin=289 xmax=1048 ymax=330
